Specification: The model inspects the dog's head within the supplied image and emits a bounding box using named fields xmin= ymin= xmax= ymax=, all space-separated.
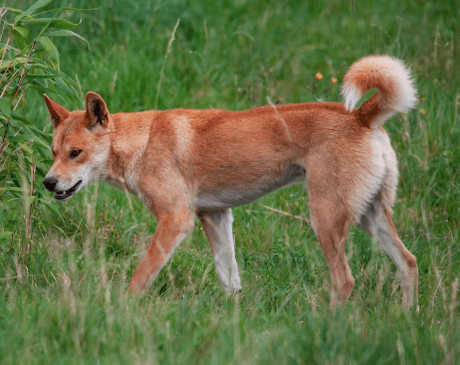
xmin=43 ymin=92 xmax=112 ymax=201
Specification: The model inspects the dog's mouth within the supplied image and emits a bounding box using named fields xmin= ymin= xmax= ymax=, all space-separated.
xmin=55 ymin=180 xmax=83 ymax=201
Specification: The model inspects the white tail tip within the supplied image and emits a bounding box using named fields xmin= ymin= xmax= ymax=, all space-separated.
xmin=342 ymin=55 xmax=418 ymax=115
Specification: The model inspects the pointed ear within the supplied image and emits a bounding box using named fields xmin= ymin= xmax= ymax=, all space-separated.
xmin=43 ymin=94 xmax=70 ymax=128
xmin=85 ymin=92 xmax=109 ymax=129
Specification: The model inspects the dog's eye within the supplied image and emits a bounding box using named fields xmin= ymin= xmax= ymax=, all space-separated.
xmin=69 ymin=150 xmax=82 ymax=159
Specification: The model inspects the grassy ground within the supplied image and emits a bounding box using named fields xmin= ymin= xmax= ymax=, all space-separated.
xmin=1 ymin=0 xmax=460 ymax=363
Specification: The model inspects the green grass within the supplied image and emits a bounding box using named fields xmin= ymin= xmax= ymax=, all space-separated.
xmin=1 ymin=0 xmax=460 ymax=363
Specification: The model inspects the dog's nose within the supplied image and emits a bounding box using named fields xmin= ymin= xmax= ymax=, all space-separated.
xmin=43 ymin=176 xmax=58 ymax=192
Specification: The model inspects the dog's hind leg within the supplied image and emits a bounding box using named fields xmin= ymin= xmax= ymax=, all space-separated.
xmin=359 ymin=196 xmax=418 ymax=308
xmin=198 ymin=208 xmax=242 ymax=294
xmin=308 ymin=190 xmax=355 ymax=308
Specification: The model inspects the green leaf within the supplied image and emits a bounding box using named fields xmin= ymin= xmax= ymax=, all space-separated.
xmin=12 ymin=25 xmax=30 ymax=39
xmin=10 ymin=134 xmax=33 ymax=142
xmin=12 ymin=25 xmax=30 ymax=51
xmin=7 ymin=8 xmax=23 ymax=15
xmin=0 ymin=99 xmax=12 ymax=118
xmin=19 ymin=142 xmax=34 ymax=155
xmin=0 ymin=57 xmax=27 ymax=71
xmin=25 ymin=73 xmax=59 ymax=80
xmin=39 ymin=198 xmax=64 ymax=221
xmin=0 ymin=187 xmax=23 ymax=193
xmin=37 ymin=36 xmax=59 ymax=72
xmin=22 ymin=18 xmax=82 ymax=29
xmin=28 ymin=125 xmax=51 ymax=140
xmin=54 ymin=78 xmax=75 ymax=97
xmin=49 ymin=223 xmax=66 ymax=236
xmin=14 ymin=0 xmax=54 ymax=24
xmin=39 ymin=7 xmax=99 ymax=14
xmin=0 ymin=231 xmax=13 ymax=241
xmin=11 ymin=111 xmax=28 ymax=123
xmin=12 ymin=32 xmax=28 ymax=53
xmin=45 ymin=30 xmax=90 ymax=49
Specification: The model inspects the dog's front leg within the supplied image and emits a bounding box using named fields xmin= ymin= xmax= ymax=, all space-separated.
xmin=128 ymin=209 xmax=194 ymax=293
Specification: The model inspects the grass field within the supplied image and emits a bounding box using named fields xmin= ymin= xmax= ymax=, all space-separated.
xmin=1 ymin=0 xmax=460 ymax=363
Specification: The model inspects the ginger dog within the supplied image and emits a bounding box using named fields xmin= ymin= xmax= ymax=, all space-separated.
xmin=43 ymin=55 xmax=418 ymax=307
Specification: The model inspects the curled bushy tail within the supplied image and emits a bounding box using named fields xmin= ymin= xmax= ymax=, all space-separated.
xmin=342 ymin=55 xmax=417 ymax=128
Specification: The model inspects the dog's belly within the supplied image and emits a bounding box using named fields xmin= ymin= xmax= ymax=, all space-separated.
xmin=196 ymin=164 xmax=306 ymax=209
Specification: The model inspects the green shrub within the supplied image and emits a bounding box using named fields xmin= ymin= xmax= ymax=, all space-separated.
xmin=0 ymin=1 xmax=87 ymax=250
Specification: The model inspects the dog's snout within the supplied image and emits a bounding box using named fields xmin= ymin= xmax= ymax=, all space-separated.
xmin=43 ymin=176 xmax=58 ymax=192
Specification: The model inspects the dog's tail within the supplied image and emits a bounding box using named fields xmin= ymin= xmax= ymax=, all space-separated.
xmin=342 ymin=55 xmax=417 ymax=128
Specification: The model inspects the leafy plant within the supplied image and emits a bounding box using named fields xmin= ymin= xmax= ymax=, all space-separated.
xmin=0 ymin=1 xmax=88 ymax=252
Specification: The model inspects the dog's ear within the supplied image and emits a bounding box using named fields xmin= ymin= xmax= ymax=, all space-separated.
xmin=43 ymin=94 xmax=70 ymax=128
xmin=85 ymin=92 xmax=109 ymax=129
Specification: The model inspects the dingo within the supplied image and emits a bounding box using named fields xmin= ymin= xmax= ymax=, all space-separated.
xmin=43 ymin=55 xmax=418 ymax=308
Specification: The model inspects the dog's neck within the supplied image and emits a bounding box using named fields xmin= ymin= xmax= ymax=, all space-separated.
xmin=105 ymin=112 xmax=152 ymax=195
